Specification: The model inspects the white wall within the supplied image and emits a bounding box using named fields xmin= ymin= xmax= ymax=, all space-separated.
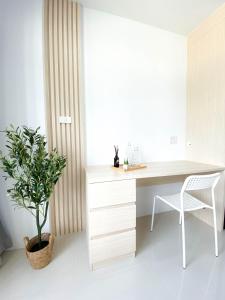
xmin=0 ymin=0 xmax=48 ymax=249
xmin=0 ymin=4 xmax=187 ymax=248
xmin=83 ymin=8 xmax=187 ymax=216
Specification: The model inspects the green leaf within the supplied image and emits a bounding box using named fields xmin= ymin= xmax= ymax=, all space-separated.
xmin=0 ymin=125 xmax=66 ymax=239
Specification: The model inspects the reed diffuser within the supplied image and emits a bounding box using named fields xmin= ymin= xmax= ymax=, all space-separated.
xmin=114 ymin=145 xmax=119 ymax=167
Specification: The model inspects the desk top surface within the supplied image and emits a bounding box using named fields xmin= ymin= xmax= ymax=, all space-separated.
xmin=85 ymin=160 xmax=225 ymax=184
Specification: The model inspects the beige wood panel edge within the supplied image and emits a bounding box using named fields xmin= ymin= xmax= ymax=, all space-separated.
xmin=77 ymin=3 xmax=87 ymax=231
xmin=43 ymin=0 xmax=56 ymax=235
xmin=188 ymin=3 xmax=225 ymax=43
xmin=187 ymin=6 xmax=225 ymax=231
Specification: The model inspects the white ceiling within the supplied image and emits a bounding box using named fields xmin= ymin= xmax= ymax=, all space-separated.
xmin=78 ymin=0 xmax=225 ymax=35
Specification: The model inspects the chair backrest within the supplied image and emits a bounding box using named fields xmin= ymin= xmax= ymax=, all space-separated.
xmin=181 ymin=172 xmax=221 ymax=193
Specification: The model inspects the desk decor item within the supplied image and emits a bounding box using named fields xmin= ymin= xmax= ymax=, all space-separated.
xmin=0 ymin=126 xmax=66 ymax=269
xmin=123 ymin=158 xmax=129 ymax=171
xmin=126 ymin=142 xmax=141 ymax=166
xmin=113 ymin=163 xmax=147 ymax=172
xmin=114 ymin=145 xmax=119 ymax=167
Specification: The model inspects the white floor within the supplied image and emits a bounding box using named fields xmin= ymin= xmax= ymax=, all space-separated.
xmin=1 ymin=212 xmax=225 ymax=300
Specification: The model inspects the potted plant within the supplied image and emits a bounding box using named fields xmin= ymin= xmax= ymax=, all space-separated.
xmin=123 ymin=158 xmax=129 ymax=171
xmin=0 ymin=126 xmax=66 ymax=269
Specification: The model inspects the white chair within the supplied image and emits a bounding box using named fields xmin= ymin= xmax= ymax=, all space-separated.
xmin=150 ymin=173 xmax=221 ymax=269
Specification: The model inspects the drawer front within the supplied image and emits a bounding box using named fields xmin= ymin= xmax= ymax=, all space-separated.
xmin=89 ymin=204 xmax=136 ymax=237
xmin=90 ymin=230 xmax=136 ymax=264
xmin=88 ymin=179 xmax=136 ymax=209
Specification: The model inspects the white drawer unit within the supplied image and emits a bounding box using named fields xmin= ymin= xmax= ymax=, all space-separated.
xmin=86 ymin=179 xmax=136 ymax=270
xmin=86 ymin=162 xmax=225 ymax=270
xmin=89 ymin=204 xmax=136 ymax=238
xmin=90 ymin=230 xmax=136 ymax=266
xmin=88 ymin=179 xmax=136 ymax=209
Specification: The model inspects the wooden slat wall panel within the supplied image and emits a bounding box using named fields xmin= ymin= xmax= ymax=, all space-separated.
xmin=187 ymin=3 xmax=225 ymax=231
xmin=44 ymin=0 xmax=85 ymax=235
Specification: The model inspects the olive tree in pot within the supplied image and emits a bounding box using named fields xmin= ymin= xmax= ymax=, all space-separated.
xmin=0 ymin=126 xmax=66 ymax=269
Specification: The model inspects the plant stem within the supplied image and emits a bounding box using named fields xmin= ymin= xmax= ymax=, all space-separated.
xmin=40 ymin=201 xmax=49 ymax=230
xmin=36 ymin=207 xmax=42 ymax=250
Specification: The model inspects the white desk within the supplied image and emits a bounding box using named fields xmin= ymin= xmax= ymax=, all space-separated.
xmin=86 ymin=160 xmax=224 ymax=270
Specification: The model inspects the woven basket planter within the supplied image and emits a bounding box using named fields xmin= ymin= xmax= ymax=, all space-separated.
xmin=24 ymin=233 xmax=55 ymax=269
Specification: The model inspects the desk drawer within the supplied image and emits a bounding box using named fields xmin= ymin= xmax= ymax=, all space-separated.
xmin=89 ymin=204 xmax=136 ymax=237
xmin=90 ymin=229 xmax=136 ymax=264
xmin=88 ymin=179 xmax=136 ymax=209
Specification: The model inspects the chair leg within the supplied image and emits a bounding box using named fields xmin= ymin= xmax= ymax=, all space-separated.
xmin=181 ymin=212 xmax=186 ymax=269
xmin=213 ymin=207 xmax=218 ymax=257
xmin=179 ymin=212 xmax=182 ymax=225
xmin=150 ymin=196 xmax=156 ymax=231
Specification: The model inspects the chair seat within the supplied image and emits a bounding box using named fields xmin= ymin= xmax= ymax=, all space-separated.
xmin=156 ymin=192 xmax=212 ymax=212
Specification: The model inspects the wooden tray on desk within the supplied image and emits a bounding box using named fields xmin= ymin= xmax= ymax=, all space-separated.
xmin=112 ymin=164 xmax=147 ymax=172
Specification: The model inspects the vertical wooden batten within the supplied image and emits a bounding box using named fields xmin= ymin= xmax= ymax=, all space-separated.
xmin=43 ymin=0 xmax=85 ymax=235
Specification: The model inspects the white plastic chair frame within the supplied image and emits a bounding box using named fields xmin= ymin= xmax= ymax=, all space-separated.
xmin=150 ymin=173 xmax=221 ymax=269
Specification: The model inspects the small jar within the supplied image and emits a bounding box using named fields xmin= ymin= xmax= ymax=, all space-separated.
xmin=123 ymin=164 xmax=128 ymax=171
